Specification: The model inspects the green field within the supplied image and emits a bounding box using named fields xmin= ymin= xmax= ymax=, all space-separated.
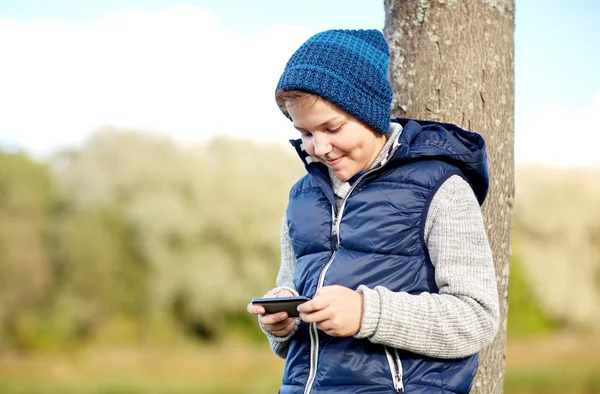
xmin=1 ymin=336 xmax=598 ymax=394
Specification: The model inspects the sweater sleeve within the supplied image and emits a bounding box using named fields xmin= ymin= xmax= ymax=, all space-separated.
xmin=259 ymin=213 xmax=300 ymax=359
xmin=355 ymin=175 xmax=500 ymax=359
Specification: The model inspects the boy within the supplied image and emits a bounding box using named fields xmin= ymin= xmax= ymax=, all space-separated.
xmin=247 ymin=29 xmax=499 ymax=394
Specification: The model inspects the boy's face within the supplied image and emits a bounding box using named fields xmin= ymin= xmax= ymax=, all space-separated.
xmin=287 ymin=96 xmax=387 ymax=182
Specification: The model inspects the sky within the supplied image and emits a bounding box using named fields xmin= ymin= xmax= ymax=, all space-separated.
xmin=0 ymin=0 xmax=599 ymax=167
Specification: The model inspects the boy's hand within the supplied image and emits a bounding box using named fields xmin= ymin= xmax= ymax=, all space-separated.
xmin=247 ymin=290 xmax=297 ymax=337
xmin=297 ymin=285 xmax=364 ymax=337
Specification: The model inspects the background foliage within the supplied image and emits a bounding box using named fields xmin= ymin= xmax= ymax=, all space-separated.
xmin=1 ymin=128 xmax=598 ymax=392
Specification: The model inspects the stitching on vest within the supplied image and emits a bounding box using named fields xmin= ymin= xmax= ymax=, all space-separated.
xmin=289 ymin=186 xmax=323 ymax=200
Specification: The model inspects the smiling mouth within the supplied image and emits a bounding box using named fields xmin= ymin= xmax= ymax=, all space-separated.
xmin=325 ymin=157 xmax=343 ymax=167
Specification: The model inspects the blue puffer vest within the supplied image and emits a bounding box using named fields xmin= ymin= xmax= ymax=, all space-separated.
xmin=280 ymin=119 xmax=489 ymax=394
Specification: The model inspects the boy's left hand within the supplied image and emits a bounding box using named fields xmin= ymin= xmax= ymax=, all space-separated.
xmin=297 ymin=285 xmax=363 ymax=337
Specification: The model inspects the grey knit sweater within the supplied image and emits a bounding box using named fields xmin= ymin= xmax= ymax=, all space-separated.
xmin=261 ymin=122 xmax=500 ymax=360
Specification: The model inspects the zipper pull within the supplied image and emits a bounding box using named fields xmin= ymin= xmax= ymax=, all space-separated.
xmin=394 ymin=373 xmax=404 ymax=392
xmin=330 ymin=206 xmax=338 ymax=250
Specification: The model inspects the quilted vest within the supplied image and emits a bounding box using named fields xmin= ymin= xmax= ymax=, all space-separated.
xmin=279 ymin=119 xmax=489 ymax=394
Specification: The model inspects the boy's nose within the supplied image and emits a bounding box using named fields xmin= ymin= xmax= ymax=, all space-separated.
xmin=313 ymin=134 xmax=332 ymax=156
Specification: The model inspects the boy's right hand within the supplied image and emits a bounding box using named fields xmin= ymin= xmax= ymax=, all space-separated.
xmin=247 ymin=290 xmax=297 ymax=337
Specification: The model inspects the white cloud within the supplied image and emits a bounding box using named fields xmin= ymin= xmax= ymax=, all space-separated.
xmin=0 ymin=6 xmax=311 ymax=155
xmin=516 ymin=92 xmax=600 ymax=167
xmin=3 ymin=7 xmax=598 ymax=169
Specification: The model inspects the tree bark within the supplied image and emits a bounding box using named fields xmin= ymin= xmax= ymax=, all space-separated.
xmin=384 ymin=1 xmax=514 ymax=392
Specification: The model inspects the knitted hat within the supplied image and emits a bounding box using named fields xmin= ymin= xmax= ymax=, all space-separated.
xmin=276 ymin=29 xmax=393 ymax=135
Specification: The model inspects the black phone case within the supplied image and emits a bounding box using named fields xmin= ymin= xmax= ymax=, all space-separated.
xmin=251 ymin=296 xmax=310 ymax=317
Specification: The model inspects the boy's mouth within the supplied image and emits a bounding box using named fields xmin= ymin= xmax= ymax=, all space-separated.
xmin=325 ymin=156 xmax=344 ymax=167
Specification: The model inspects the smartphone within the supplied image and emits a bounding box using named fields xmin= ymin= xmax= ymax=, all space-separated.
xmin=251 ymin=296 xmax=311 ymax=318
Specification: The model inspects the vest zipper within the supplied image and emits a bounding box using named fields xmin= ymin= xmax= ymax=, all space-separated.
xmin=304 ymin=249 xmax=337 ymax=394
xmin=305 ymin=141 xmax=402 ymax=394
xmin=334 ymin=166 xmax=382 ymax=245
xmin=385 ymin=346 xmax=405 ymax=392
xmin=303 ymin=206 xmax=337 ymax=394
xmin=393 ymin=347 xmax=404 ymax=392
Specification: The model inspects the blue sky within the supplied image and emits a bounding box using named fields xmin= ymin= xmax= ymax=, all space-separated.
xmin=1 ymin=0 xmax=599 ymax=166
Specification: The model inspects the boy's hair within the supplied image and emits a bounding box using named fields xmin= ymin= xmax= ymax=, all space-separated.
xmin=275 ymin=90 xmax=319 ymax=114
xmin=275 ymin=29 xmax=393 ymax=135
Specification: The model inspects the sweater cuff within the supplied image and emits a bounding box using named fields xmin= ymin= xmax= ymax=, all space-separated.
xmin=269 ymin=337 xmax=291 ymax=359
xmin=354 ymin=285 xmax=381 ymax=339
xmin=266 ymin=286 xmax=298 ymax=297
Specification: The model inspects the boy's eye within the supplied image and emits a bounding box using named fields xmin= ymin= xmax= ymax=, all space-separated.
xmin=327 ymin=126 xmax=342 ymax=133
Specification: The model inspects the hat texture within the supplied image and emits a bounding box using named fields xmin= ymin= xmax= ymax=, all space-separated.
xmin=276 ymin=29 xmax=393 ymax=134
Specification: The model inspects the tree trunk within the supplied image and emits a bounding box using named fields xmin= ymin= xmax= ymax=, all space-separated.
xmin=384 ymin=1 xmax=514 ymax=393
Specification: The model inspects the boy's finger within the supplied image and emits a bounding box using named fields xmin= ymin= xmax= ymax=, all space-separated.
xmin=270 ymin=318 xmax=297 ymax=336
xmin=247 ymin=303 xmax=265 ymax=315
xmin=299 ymin=308 xmax=329 ymax=324
xmin=260 ymin=312 xmax=289 ymax=325
xmin=297 ymin=296 xmax=328 ymax=313
xmin=265 ymin=317 xmax=293 ymax=331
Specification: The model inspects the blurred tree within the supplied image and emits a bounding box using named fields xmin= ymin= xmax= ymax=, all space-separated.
xmin=384 ymin=1 xmax=515 ymax=392
xmin=514 ymin=167 xmax=600 ymax=331
xmin=48 ymin=206 xmax=143 ymax=343
xmin=506 ymin=251 xmax=555 ymax=337
xmin=0 ymin=151 xmax=53 ymax=349
xmin=55 ymin=129 xmax=302 ymax=341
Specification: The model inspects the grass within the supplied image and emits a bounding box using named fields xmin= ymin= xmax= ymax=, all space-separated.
xmin=0 ymin=335 xmax=598 ymax=394
xmin=0 ymin=380 xmax=282 ymax=394
xmin=502 ymin=335 xmax=600 ymax=393
xmin=0 ymin=340 xmax=284 ymax=394
xmin=505 ymin=370 xmax=600 ymax=394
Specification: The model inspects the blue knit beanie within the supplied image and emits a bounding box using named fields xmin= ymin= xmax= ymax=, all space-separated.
xmin=276 ymin=29 xmax=393 ymax=135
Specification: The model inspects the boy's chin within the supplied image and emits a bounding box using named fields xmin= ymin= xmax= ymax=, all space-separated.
xmin=331 ymin=168 xmax=355 ymax=182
